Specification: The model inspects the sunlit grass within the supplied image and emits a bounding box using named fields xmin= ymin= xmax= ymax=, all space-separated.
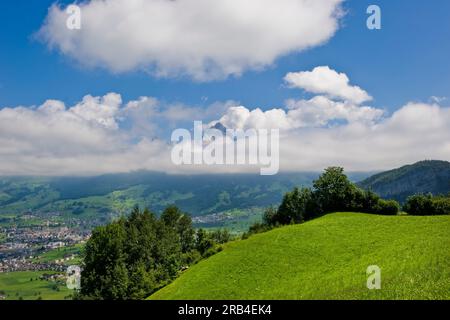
xmin=150 ymin=213 xmax=450 ymax=300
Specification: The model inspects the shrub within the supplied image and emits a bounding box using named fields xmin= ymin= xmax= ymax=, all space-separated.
xmin=203 ymin=245 xmax=223 ymax=259
xmin=403 ymin=194 xmax=450 ymax=215
xmin=262 ymin=207 xmax=278 ymax=226
xmin=182 ymin=250 xmax=202 ymax=266
xmin=374 ymin=199 xmax=400 ymax=215
xmin=433 ymin=197 xmax=450 ymax=215
xmin=242 ymin=222 xmax=273 ymax=239
xmin=403 ymin=194 xmax=435 ymax=215
xmin=210 ymin=229 xmax=232 ymax=244
xmin=362 ymin=190 xmax=381 ymax=213
xmin=274 ymin=187 xmax=316 ymax=225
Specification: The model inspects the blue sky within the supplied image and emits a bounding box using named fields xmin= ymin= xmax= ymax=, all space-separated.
xmin=0 ymin=0 xmax=449 ymax=112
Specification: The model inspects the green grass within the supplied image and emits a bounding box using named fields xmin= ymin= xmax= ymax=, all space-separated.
xmin=150 ymin=213 xmax=450 ymax=300
xmin=0 ymin=271 xmax=72 ymax=300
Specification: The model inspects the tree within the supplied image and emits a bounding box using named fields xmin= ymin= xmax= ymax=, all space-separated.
xmin=161 ymin=206 xmax=195 ymax=253
xmin=81 ymin=221 xmax=129 ymax=299
xmin=263 ymin=207 xmax=278 ymax=226
xmin=81 ymin=206 xmax=195 ymax=300
xmin=210 ymin=229 xmax=232 ymax=244
xmin=161 ymin=206 xmax=182 ymax=227
xmin=362 ymin=190 xmax=380 ymax=213
xmin=276 ymin=187 xmax=315 ymax=224
xmin=177 ymin=214 xmax=195 ymax=253
xmin=195 ymin=229 xmax=215 ymax=256
xmin=313 ymin=167 xmax=356 ymax=214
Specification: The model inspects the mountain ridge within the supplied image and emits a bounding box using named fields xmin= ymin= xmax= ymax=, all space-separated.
xmin=358 ymin=160 xmax=450 ymax=202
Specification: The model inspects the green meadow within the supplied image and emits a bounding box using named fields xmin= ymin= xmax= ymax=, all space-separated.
xmin=150 ymin=213 xmax=450 ymax=300
xmin=0 ymin=271 xmax=72 ymax=300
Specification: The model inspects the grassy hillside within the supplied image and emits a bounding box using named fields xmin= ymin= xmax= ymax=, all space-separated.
xmin=359 ymin=160 xmax=450 ymax=202
xmin=150 ymin=213 xmax=450 ymax=300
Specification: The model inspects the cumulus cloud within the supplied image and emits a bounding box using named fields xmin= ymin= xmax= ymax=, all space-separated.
xmin=285 ymin=96 xmax=383 ymax=127
xmin=0 ymin=93 xmax=449 ymax=175
xmin=0 ymin=93 xmax=172 ymax=175
xmin=278 ymin=102 xmax=450 ymax=171
xmin=38 ymin=0 xmax=344 ymax=80
xmin=215 ymin=106 xmax=291 ymax=130
xmin=0 ymin=93 xmax=241 ymax=175
xmin=214 ymin=96 xmax=383 ymax=130
xmin=1 ymin=66 xmax=449 ymax=175
xmin=284 ymin=66 xmax=372 ymax=104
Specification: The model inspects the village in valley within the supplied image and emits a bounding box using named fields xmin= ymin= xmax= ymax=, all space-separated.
xmin=0 ymin=211 xmax=91 ymax=274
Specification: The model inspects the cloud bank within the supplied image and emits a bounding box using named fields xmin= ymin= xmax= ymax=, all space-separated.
xmin=38 ymin=0 xmax=344 ymax=80
xmin=1 ymin=67 xmax=449 ymax=175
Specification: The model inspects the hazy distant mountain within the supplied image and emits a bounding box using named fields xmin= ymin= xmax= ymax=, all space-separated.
xmin=358 ymin=160 xmax=450 ymax=202
xmin=3 ymin=160 xmax=447 ymax=218
xmin=0 ymin=171 xmax=370 ymax=218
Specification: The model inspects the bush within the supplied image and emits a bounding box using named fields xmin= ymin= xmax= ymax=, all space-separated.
xmin=242 ymin=222 xmax=273 ymax=239
xmin=203 ymin=245 xmax=224 ymax=259
xmin=272 ymin=187 xmax=317 ymax=225
xmin=262 ymin=207 xmax=278 ymax=226
xmin=433 ymin=197 xmax=450 ymax=215
xmin=210 ymin=229 xmax=232 ymax=244
xmin=374 ymin=199 xmax=400 ymax=215
xmin=362 ymin=190 xmax=380 ymax=213
xmin=182 ymin=250 xmax=202 ymax=266
xmin=403 ymin=194 xmax=450 ymax=215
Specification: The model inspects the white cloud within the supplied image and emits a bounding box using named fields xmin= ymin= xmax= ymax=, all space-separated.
xmin=214 ymin=106 xmax=290 ymax=130
xmin=69 ymin=93 xmax=122 ymax=129
xmin=0 ymin=93 xmax=241 ymax=175
xmin=285 ymin=96 xmax=383 ymax=127
xmin=38 ymin=0 xmax=344 ymax=80
xmin=0 ymin=74 xmax=449 ymax=175
xmin=284 ymin=66 xmax=372 ymax=104
xmin=0 ymin=93 xmax=170 ymax=175
xmin=278 ymin=102 xmax=450 ymax=171
xmin=214 ymin=96 xmax=383 ymax=130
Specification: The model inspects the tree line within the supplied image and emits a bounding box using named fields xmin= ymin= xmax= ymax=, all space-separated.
xmin=403 ymin=193 xmax=450 ymax=216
